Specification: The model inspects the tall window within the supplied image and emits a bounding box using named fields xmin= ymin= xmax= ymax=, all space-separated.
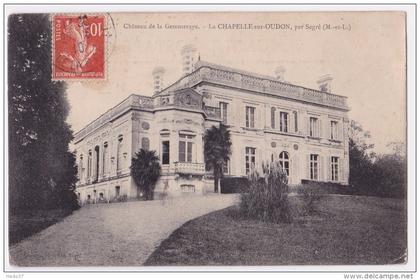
xmin=179 ymin=134 xmax=194 ymax=163
xmin=245 ymin=147 xmax=256 ymax=174
xmin=94 ymin=145 xmax=100 ymax=181
xmin=271 ymin=107 xmax=276 ymax=129
xmin=245 ymin=106 xmax=255 ymax=128
xmin=102 ymin=142 xmax=108 ymax=176
xmin=162 ymin=140 xmax=170 ymax=165
xmin=219 ymin=102 xmax=228 ymax=125
xmin=79 ymin=154 xmax=84 ymax=180
xmin=116 ymin=135 xmax=123 ymax=171
xmin=310 ymin=154 xmax=319 ymax=180
xmin=279 ymin=151 xmax=290 ymax=176
xmin=293 ymin=111 xmax=298 ymax=132
xmin=280 ymin=112 xmax=289 ymax=132
xmin=87 ymin=150 xmax=92 ymax=178
xmin=223 ymin=160 xmax=230 ymax=174
xmin=330 ymin=120 xmax=338 ymax=140
xmin=309 ymin=117 xmax=319 ymax=138
xmin=331 ymin=156 xmax=339 ymax=181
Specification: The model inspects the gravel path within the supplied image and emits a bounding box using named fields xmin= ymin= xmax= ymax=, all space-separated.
xmin=9 ymin=194 xmax=239 ymax=267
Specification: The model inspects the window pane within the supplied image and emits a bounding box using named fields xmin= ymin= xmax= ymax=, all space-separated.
xmin=220 ymin=102 xmax=228 ymax=124
xmin=162 ymin=141 xmax=170 ymax=164
xmin=310 ymin=154 xmax=319 ymax=180
xmin=187 ymin=142 xmax=193 ymax=162
xmin=245 ymin=107 xmax=249 ymax=127
xmin=179 ymin=140 xmax=186 ymax=162
xmin=280 ymin=112 xmax=288 ymax=132
xmin=250 ymin=108 xmax=255 ymax=128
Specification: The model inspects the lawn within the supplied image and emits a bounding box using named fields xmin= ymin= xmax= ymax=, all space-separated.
xmin=145 ymin=195 xmax=406 ymax=266
xmin=9 ymin=209 xmax=73 ymax=245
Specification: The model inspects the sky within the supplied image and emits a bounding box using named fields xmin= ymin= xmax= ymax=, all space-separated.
xmin=66 ymin=12 xmax=406 ymax=154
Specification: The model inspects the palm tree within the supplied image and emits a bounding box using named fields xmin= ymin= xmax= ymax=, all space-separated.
xmin=204 ymin=124 xmax=232 ymax=193
xmin=130 ymin=149 xmax=161 ymax=200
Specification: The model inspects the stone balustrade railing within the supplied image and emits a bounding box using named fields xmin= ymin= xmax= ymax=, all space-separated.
xmin=174 ymin=162 xmax=205 ymax=175
xmin=74 ymin=95 xmax=153 ymax=142
xmin=75 ymin=62 xmax=348 ymax=143
xmin=158 ymin=61 xmax=349 ymax=110
xmin=160 ymin=162 xmax=205 ymax=175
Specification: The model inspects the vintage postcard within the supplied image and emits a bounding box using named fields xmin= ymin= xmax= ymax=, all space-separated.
xmin=4 ymin=5 xmax=416 ymax=277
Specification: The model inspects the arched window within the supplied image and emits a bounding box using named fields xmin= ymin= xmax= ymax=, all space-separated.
xmin=87 ymin=150 xmax=92 ymax=178
xmin=94 ymin=145 xmax=100 ymax=182
xmin=79 ymin=154 xmax=84 ymax=180
xmin=279 ymin=151 xmax=290 ymax=176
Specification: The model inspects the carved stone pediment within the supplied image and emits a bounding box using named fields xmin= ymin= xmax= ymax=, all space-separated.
xmin=173 ymin=88 xmax=203 ymax=109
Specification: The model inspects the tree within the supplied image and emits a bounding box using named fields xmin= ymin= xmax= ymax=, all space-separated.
xmin=204 ymin=124 xmax=232 ymax=193
xmin=348 ymin=120 xmax=406 ymax=198
xmin=130 ymin=149 xmax=161 ymax=200
xmin=374 ymin=152 xmax=406 ymax=198
xmin=348 ymin=120 xmax=376 ymax=191
xmin=8 ymin=14 xmax=78 ymax=212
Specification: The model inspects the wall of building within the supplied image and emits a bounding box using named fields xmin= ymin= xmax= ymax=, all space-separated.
xmin=196 ymin=84 xmax=349 ymax=185
xmin=73 ymin=70 xmax=350 ymax=204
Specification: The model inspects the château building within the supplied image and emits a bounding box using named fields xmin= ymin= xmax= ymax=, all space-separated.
xmin=73 ymin=46 xmax=350 ymax=203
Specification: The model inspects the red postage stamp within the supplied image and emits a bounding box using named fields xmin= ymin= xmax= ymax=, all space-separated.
xmin=52 ymin=14 xmax=106 ymax=80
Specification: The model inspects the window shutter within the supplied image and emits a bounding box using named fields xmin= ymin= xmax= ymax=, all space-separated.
xmin=338 ymin=121 xmax=343 ymax=141
xmin=306 ymin=117 xmax=310 ymax=136
xmin=339 ymin=157 xmax=344 ymax=182
xmin=319 ymin=119 xmax=323 ymax=138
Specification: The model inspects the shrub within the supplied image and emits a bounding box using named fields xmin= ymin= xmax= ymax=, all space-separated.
xmin=221 ymin=177 xmax=250 ymax=193
xmin=131 ymin=149 xmax=161 ymax=200
xmin=296 ymin=183 xmax=327 ymax=215
xmin=239 ymin=162 xmax=292 ymax=223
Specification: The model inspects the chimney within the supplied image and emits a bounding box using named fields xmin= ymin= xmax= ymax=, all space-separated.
xmin=152 ymin=66 xmax=165 ymax=94
xmin=181 ymin=44 xmax=198 ymax=76
xmin=317 ymin=74 xmax=333 ymax=93
xmin=274 ymin=66 xmax=286 ymax=82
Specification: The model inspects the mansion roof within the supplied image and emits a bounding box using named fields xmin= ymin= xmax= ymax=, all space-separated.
xmin=156 ymin=61 xmax=348 ymax=111
xmin=74 ymin=61 xmax=349 ymax=144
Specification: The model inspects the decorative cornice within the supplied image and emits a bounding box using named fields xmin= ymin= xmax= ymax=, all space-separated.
xmin=75 ymin=61 xmax=349 ymax=144
xmin=74 ymin=94 xmax=153 ymax=143
xmin=157 ymin=61 xmax=349 ymax=111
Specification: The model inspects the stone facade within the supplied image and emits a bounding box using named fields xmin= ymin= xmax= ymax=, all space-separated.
xmin=73 ymin=61 xmax=350 ymax=203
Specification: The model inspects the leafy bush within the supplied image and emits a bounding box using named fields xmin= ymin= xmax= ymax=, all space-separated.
xmin=239 ymin=162 xmax=292 ymax=223
xmin=296 ymin=183 xmax=327 ymax=215
xmin=221 ymin=177 xmax=250 ymax=193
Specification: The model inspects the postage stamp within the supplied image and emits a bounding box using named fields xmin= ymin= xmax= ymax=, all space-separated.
xmin=52 ymin=14 xmax=106 ymax=80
